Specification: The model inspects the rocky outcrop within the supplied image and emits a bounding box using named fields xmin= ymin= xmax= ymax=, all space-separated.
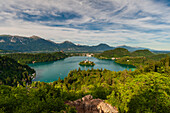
xmin=97 ymin=102 xmax=118 ymax=113
xmin=66 ymin=95 xmax=118 ymax=113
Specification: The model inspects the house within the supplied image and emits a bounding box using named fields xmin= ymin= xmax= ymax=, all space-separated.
xmin=112 ymin=57 xmax=115 ymax=60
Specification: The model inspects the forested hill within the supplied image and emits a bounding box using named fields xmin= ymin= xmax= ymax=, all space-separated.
xmin=131 ymin=49 xmax=154 ymax=57
xmin=96 ymin=48 xmax=130 ymax=58
xmin=96 ymin=48 xmax=159 ymax=59
xmin=6 ymin=52 xmax=68 ymax=64
xmin=0 ymin=56 xmax=35 ymax=86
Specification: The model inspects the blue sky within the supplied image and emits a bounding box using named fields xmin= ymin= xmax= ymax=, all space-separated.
xmin=0 ymin=0 xmax=170 ymax=50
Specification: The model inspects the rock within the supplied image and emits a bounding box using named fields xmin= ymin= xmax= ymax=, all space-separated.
xmin=66 ymin=95 xmax=118 ymax=113
xmin=97 ymin=102 xmax=118 ymax=113
xmin=82 ymin=94 xmax=93 ymax=101
xmin=73 ymin=99 xmax=82 ymax=106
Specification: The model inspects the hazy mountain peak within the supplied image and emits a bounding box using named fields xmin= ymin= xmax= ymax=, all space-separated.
xmin=97 ymin=43 xmax=110 ymax=47
xmin=29 ymin=35 xmax=41 ymax=39
xmin=61 ymin=41 xmax=76 ymax=46
xmin=117 ymin=45 xmax=130 ymax=47
xmin=62 ymin=41 xmax=74 ymax=43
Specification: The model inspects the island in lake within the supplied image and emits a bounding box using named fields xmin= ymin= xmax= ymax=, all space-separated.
xmin=79 ymin=59 xmax=95 ymax=66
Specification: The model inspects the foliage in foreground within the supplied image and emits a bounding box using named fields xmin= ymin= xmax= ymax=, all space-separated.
xmin=0 ymin=83 xmax=77 ymax=113
xmin=108 ymin=72 xmax=169 ymax=113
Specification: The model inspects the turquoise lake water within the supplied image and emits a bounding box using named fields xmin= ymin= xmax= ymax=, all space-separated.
xmin=28 ymin=56 xmax=135 ymax=82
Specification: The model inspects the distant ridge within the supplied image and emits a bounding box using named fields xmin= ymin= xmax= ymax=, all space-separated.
xmin=0 ymin=35 xmax=164 ymax=53
xmin=0 ymin=35 xmax=58 ymax=52
xmin=116 ymin=45 xmax=153 ymax=52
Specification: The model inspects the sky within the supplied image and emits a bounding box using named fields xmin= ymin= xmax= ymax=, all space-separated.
xmin=0 ymin=0 xmax=170 ymax=50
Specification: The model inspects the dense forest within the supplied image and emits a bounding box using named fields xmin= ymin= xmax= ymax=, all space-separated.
xmin=0 ymin=83 xmax=78 ymax=113
xmin=0 ymin=51 xmax=170 ymax=112
xmin=96 ymin=48 xmax=130 ymax=59
xmin=131 ymin=49 xmax=154 ymax=57
xmin=6 ymin=52 xmax=68 ymax=64
xmin=0 ymin=56 xmax=35 ymax=86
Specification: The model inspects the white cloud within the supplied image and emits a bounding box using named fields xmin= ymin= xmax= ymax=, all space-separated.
xmin=0 ymin=0 xmax=170 ymax=50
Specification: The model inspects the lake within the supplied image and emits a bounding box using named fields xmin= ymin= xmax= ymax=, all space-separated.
xmin=28 ymin=56 xmax=135 ymax=82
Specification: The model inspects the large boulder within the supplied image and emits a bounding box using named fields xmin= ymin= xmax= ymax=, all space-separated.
xmin=66 ymin=95 xmax=118 ymax=113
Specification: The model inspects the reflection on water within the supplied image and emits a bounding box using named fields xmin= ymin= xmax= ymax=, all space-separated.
xmin=28 ymin=56 xmax=135 ymax=82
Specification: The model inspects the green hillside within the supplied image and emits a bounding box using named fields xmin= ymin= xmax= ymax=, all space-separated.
xmin=115 ymin=53 xmax=169 ymax=68
xmin=148 ymin=54 xmax=169 ymax=61
xmin=131 ymin=49 xmax=154 ymax=57
xmin=96 ymin=48 xmax=130 ymax=59
xmin=0 ymin=56 xmax=35 ymax=86
xmin=6 ymin=52 xmax=68 ymax=64
xmin=96 ymin=48 xmax=155 ymax=59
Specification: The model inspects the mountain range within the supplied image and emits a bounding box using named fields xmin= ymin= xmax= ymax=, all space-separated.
xmin=0 ymin=35 xmax=157 ymax=52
